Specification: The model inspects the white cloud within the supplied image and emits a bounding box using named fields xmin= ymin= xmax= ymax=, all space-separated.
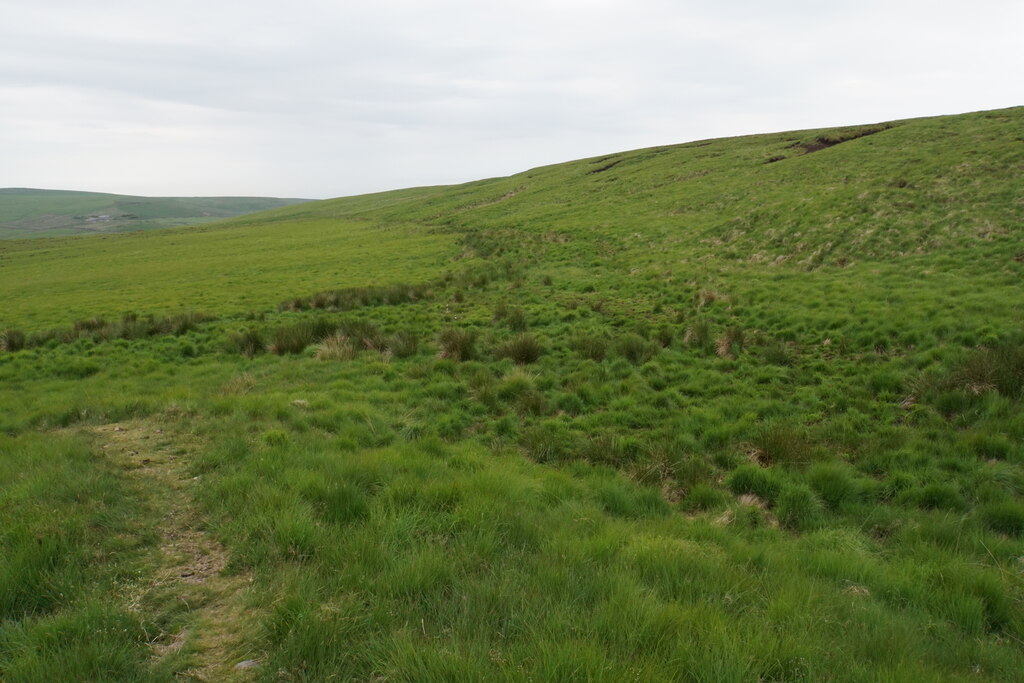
xmin=1 ymin=0 xmax=1021 ymax=197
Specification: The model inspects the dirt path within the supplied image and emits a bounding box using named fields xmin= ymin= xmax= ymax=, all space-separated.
xmin=89 ymin=420 xmax=260 ymax=681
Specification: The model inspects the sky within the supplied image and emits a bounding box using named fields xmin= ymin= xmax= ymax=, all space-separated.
xmin=2 ymin=0 xmax=1022 ymax=199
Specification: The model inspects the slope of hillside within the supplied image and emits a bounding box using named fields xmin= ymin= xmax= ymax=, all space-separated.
xmin=1 ymin=107 xmax=1023 ymax=680
xmin=0 ymin=188 xmax=312 ymax=239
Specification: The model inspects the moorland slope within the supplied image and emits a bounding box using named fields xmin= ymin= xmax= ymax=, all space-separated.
xmin=1 ymin=106 xmax=1022 ymax=681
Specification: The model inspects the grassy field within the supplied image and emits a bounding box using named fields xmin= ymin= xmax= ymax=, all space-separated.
xmin=1 ymin=106 xmax=1023 ymax=681
xmin=0 ymin=189 xmax=311 ymax=240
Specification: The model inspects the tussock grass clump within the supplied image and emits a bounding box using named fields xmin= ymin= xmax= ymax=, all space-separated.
xmin=579 ymin=433 xmax=640 ymax=466
xmin=269 ymin=319 xmax=337 ymax=355
xmin=917 ymin=483 xmax=966 ymax=511
xmin=20 ymin=311 xmax=216 ymax=350
xmin=496 ymin=333 xmax=543 ymax=364
xmin=776 ymin=484 xmax=823 ymax=531
xmin=519 ymin=422 xmax=574 ymax=463
xmin=386 ymin=330 xmax=420 ymax=358
xmin=669 ymin=452 xmax=713 ymax=489
xmin=338 ymin=319 xmax=386 ymax=351
xmin=229 ymin=328 xmax=265 ymax=357
xmin=654 ymin=325 xmax=675 ymax=348
xmin=493 ymin=303 xmax=528 ymax=331
xmin=683 ymin=319 xmax=713 ymax=350
xmin=696 ymin=289 xmax=724 ymax=308
xmin=570 ymin=333 xmax=608 ymax=361
xmin=683 ymin=483 xmax=730 ymax=512
xmin=979 ymin=500 xmax=1024 ymax=537
xmin=72 ymin=317 xmax=107 ymax=333
xmin=953 ymin=337 xmax=1024 ymax=398
xmin=715 ymin=326 xmax=745 ymax=358
xmin=438 ymin=328 xmax=477 ymax=361
xmin=283 ymin=282 xmax=430 ymax=312
xmin=614 ymin=333 xmax=657 ymax=365
xmin=750 ymin=423 xmax=813 ymax=467
xmin=1 ymin=329 xmax=26 ymax=352
xmin=760 ymin=341 xmax=794 ymax=366
xmin=807 ymin=463 xmax=859 ymax=510
xmin=960 ymin=432 xmax=1012 ymax=460
xmin=149 ymin=311 xmax=213 ymax=336
xmin=315 ymin=333 xmax=358 ymax=361
xmin=867 ymin=369 xmax=904 ymax=396
xmin=726 ymin=464 xmax=781 ymax=502
xmin=915 ymin=336 xmax=1024 ymax=411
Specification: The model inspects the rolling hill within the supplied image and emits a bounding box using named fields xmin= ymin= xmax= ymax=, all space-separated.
xmin=1 ymin=106 xmax=1022 ymax=681
xmin=0 ymin=188 xmax=312 ymax=239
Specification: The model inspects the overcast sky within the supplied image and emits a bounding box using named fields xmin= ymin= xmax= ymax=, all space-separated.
xmin=2 ymin=0 xmax=1021 ymax=199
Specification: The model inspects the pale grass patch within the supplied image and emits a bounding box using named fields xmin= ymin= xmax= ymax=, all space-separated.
xmin=314 ymin=333 xmax=357 ymax=361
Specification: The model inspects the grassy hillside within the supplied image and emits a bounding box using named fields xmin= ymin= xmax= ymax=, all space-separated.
xmin=0 ymin=188 xmax=311 ymax=239
xmin=1 ymin=106 xmax=1023 ymax=681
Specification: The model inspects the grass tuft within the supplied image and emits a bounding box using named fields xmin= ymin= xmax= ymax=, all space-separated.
xmin=438 ymin=328 xmax=477 ymax=361
xmin=315 ymin=333 xmax=358 ymax=361
xmin=614 ymin=333 xmax=657 ymax=365
xmin=726 ymin=464 xmax=781 ymax=502
xmin=269 ymin=319 xmax=337 ymax=355
xmin=750 ymin=423 xmax=813 ymax=467
xmin=570 ymin=333 xmax=608 ymax=361
xmin=683 ymin=319 xmax=712 ymax=350
xmin=979 ymin=501 xmax=1024 ymax=537
xmin=386 ymin=330 xmax=420 ymax=358
xmin=229 ymin=328 xmax=265 ymax=357
xmin=496 ymin=333 xmax=543 ymax=364
xmin=2 ymin=329 xmax=26 ymax=352
xmin=715 ymin=326 xmax=745 ymax=359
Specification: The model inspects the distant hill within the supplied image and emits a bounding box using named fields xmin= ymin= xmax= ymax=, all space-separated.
xmin=0 ymin=188 xmax=312 ymax=238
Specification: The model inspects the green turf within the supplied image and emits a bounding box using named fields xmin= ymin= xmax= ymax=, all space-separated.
xmin=1 ymin=105 xmax=1023 ymax=680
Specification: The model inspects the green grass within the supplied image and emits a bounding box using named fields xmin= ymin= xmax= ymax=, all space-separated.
xmin=2 ymin=105 xmax=1024 ymax=680
xmin=0 ymin=433 xmax=177 ymax=681
xmin=0 ymin=218 xmax=455 ymax=329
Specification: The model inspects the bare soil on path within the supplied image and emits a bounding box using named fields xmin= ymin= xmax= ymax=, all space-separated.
xmin=86 ymin=420 xmax=260 ymax=681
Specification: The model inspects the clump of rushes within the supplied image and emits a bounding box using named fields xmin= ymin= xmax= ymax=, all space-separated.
xmin=496 ymin=333 xmax=543 ymax=364
xmin=315 ymin=333 xmax=357 ymax=361
xmin=338 ymin=319 xmax=386 ymax=351
xmin=386 ymin=330 xmax=420 ymax=358
xmin=696 ymin=289 xmax=724 ymax=308
xmin=750 ymin=422 xmax=813 ymax=466
xmin=655 ymin=325 xmax=675 ymax=348
xmin=715 ymin=326 xmax=745 ymax=358
xmin=493 ymin=303 xmax=528 ymax=331
xmin=761 ymin=340 xmax=794 ymax=366
xmin=292 ymin=282 xmax=430 ymax=312
xmin=953 ymin=336 xmax=1024 ymax=398
xmin=438 ymin=328 xmax=477 ymax=361
xmin=683 ymin=319 xmax=712 ymax=350
xmin=614 ymin=333 xmax=657 ymax=365
xmin=230 ymin=328 xmax=265 ymax=357
xmin=269 ymin=319 xmax=337 ymax=355
xmin=1 ymin=329 xmax=26 ymax=352
xmin=505 ymin=308 xmax=527 ymax=332
xmin=570 ymin=333 xmax=608 ymax=361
